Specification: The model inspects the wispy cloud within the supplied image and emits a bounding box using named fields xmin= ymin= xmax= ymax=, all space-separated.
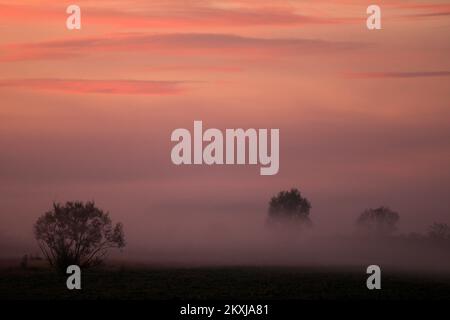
xmin=0 ymin=33 xmax=366 ymax=62
xmin=387 ymin=2 xmax=450 ymax=20
xmin=145 ymin=65 xmax=243 ymax=73
xmin=403 ymin=11 xmax=450 ymax=18
xmin=392 ymin=2 xmax=450 ymax=11
xmin=0 ymin=2 xmax=355 ymax=29
xmin=0 ymin=79 xmax=186 ymax=95
xmin=344 ymin=71 xmax=450 ymax=79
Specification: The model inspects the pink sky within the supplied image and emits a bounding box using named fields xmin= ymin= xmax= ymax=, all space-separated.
xmin=0 ymin=0 xmax=449 ymax=257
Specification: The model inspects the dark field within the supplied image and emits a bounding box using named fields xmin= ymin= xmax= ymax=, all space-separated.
xmin=1 ymin=263 xmax=450 ymax=300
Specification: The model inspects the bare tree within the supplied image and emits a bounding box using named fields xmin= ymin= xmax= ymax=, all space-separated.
xmin=34 ymin=201 xmax=125 ymax=272
xmin=268 ymin=188 xmax=312 ymax=226
xmin=356 ymin=206 xmax=399 ymax=235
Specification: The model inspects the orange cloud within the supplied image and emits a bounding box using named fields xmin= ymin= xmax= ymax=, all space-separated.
xmin=0 ymin=79 xmax=185 ymax=95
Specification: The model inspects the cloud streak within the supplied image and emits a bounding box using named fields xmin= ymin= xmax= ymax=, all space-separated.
xmin=0 ymin=2 xmax=355 ymax=30
xmin=0 ymin=79 xmax=185 ymax=95
xmin=344 ymin=71 xmax=450 ymax=79
xmin=0 ymin=33 xmax=366 ymax=62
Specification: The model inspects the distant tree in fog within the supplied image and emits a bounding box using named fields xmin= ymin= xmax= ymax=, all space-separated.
xmin=34 ymin=201 xmax=125 ymax=273
xmin=356 ymin=206 xmax=399 ymax=235
xmin=428 ymin=223 xmax=450 ymax=240
xmin=268 ymin=188 xmax=312 ymax=226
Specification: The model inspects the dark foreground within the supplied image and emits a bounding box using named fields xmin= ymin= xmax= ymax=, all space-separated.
xmin=1 ymin=264 xmax=450 ymax=300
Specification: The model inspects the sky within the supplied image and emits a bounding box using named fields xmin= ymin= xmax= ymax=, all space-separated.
xmin=0 ymin=0 xmax=449 ymax=261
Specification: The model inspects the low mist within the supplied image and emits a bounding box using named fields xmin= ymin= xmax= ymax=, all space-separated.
xmin=117 ymin=210 xmax=450 ymax=273
xmin=1 ymin=198 xmax=449 ymax=273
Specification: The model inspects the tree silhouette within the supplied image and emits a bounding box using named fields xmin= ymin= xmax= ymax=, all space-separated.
xmin=356 ymin=206 xmax=399 ymax=235
xmin=34 ymin=201 xmax=125 ymax=272
xmin=268 ymin=188 xmax=312 ymax=225
xmin=428 ymin=222 xmax=450 ymax=240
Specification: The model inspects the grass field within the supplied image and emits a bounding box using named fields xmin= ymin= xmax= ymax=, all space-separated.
xmin=1 ymin=263 xmax=450 ymax=300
